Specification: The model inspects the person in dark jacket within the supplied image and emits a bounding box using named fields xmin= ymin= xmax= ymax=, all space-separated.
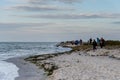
xmin=100 ymin=37 xmax=105 ymax=48
xmin=92 ymin=39 xmax=97 ymax=50
xmin=89 ymin=38 xmax=92 ymax=44
xmin=80 ymin=39 xmax=82 ymax=45
xmin=75 ymin=40 xmax=79 ymax=45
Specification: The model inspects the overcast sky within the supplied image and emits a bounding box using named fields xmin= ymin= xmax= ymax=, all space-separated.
xmin=0 ymin=0 xmax=120 ymax=42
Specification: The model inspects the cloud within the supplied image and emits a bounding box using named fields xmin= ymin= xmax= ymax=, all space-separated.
xmin=8 ymin=5 xmax=74 ymax=11
xmin=112 ymin=21 xmax=120 ymax=24
xmin=4 ymin=0 xmax=83 ymax=4
xmin=19 ymin=13 xmax=120 ymax=19
xmin=0 ymin=22 xmax=52 ymax=26
xmin=4 ymin=0 xmax=75 ymax=12
xmin=4 ymin=0 xmax=84 ymax=5
xmin=0 ymin=22 xmax=92 ymax=33
xmin=0 ymin=22 xmax=53 ymax=31
xmin=28 ymin=0 xmax=83 ymax=4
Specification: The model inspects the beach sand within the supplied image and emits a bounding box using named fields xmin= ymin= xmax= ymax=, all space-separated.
xmin=5 ymin=46 xmax=120 ymax=80
xmin=6 ymin=57 xmax=46 ymax=80
xmin=46 ymin=51 xmax=120 ymax=80
xmin=26 ymin=48 xmax=120 ymax=80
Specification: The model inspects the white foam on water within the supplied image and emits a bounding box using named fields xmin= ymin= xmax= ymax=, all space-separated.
xmin=0 ymin=61 xmax=19 ymax=80
xmin=0 ymin=42 xmax=71 ymax=80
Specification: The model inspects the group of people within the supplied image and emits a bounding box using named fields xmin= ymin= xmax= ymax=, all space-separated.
xmin=89 ymin=37 xmax=105 ymax=50
xmin=74 ymin=39 xmax=83 ymax=45
xmin=61 ymin=39 xmax=83 ymax=46
xmin=59 ymin=37 xmax=105 ymax=51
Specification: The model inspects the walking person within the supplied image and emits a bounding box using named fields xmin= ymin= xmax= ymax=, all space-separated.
xmin=92 ymin=39 xmax=97 ymax=50
xmin=80 ymin=39 xmax=82 ymax=45
xmin=100 ymin=37 xmax=105 ymax=48
xmin=97 ymin=37 xmax=100 ymax=45
xmin=89 ymin=38 xmax=92 ymax=44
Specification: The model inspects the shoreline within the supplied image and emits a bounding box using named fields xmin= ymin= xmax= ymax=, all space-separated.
xmin=25 ymin=51 xmax=73 ymax=75
xmin=6 ymin=56 xmax=46 ymax=80
xmin=4 ymin=42 xmax=120 ymax=80
xmin=25 ymin=45 xmax=120 ymax=80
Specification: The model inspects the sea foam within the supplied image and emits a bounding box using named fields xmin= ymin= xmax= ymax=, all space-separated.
xmin=0 ymin=42 xmax=71 ymax=80
xmin=0 ymin=61 xmax=19 ymax=80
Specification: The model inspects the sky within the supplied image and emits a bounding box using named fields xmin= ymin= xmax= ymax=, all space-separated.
xmin=0 ymin=0 xmax=120 ymax=42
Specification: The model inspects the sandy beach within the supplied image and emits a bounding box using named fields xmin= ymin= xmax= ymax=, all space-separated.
xmin=26 ymin=47 xmax=120 ymax=80
xmin=6 ymin=57 xmax=46 ymax=80
xmin=4 ymin=41 xmax=120 ymax=80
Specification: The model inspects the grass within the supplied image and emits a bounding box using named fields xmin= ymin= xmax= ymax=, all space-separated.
xmin=71 ymin=40 xmax=120 ymax=51
xmin=104 ymin=40 xmax=120 ymax=49
xmin=105 ymin=40 xmax=120 ymax=46
xmin=71 ymin=45 xmax=92 ymax=51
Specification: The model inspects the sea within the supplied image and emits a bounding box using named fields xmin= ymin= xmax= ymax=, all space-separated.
xmin=0 ymin=42 xmax=71 ymax=80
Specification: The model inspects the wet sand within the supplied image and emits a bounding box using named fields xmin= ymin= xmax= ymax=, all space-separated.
xmin=6 ymin=57 xmax=46 ymax=80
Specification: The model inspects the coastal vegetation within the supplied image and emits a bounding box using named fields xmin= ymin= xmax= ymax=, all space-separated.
xmin=104 ymin=40 xmax=120 ymax=49
xmin=105 ymin=40 xmax=120 ymax=45
xmin=25 ymin=51 xmax=71 ymax=75
xmin=60 ymin=40 xmax=120 ymax=51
